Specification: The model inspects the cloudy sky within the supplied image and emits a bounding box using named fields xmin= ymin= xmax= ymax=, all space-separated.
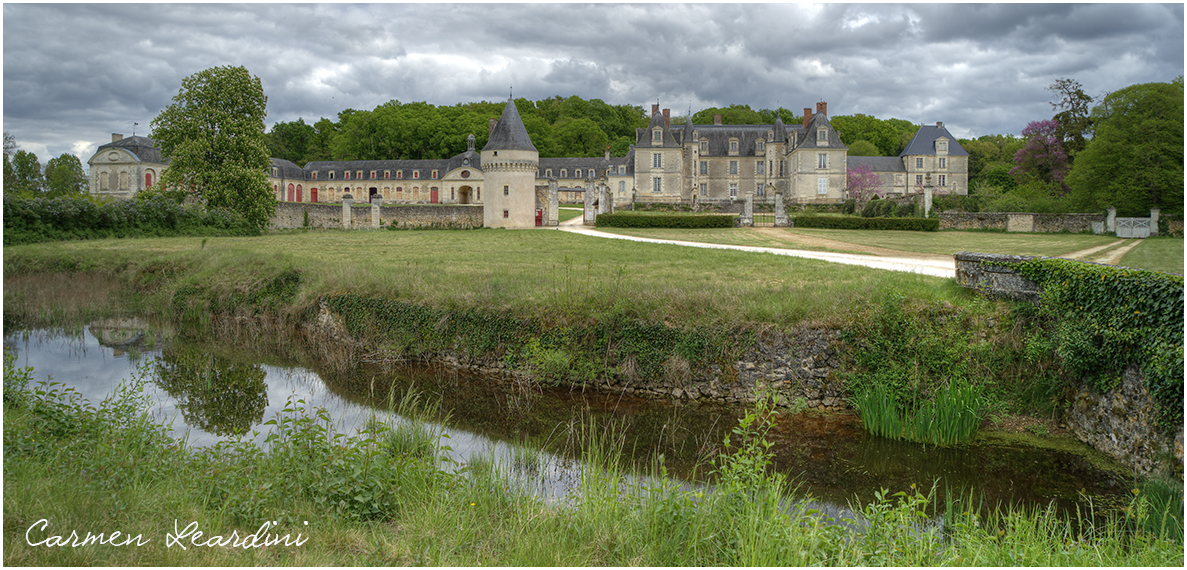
xmin=3 ymin=3 xmax=1183 ymax=163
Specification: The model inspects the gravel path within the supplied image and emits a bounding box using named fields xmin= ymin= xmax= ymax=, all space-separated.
xmin=557 ymin=224 xmax=956 ymax=278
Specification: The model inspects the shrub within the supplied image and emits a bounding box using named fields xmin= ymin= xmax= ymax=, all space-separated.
xmin=2 ymin=195 xmax=257 ymax=245
xmin=596 ymin=213 xmax=735 ymax=229
xmin=793 ymin=216 xmax=939 ymax=231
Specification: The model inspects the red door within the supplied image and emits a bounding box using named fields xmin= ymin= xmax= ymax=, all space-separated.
xmin=287 ymin=183 xmax=294 ymax=202
xmin=297 ymin=184 xmax=303 ymax=203
xmin=311 ymin=188 xmax=318 ymax=203
xmin=430 ymin=187 xmax=439 ymax=203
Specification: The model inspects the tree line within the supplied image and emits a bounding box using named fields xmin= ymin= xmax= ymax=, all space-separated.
xmin=3 ymin=132 xmax=89 ymax=198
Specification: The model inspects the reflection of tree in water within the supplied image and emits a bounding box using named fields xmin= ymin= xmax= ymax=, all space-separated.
xmin=154 ymin=347 xmax=268 ymax=436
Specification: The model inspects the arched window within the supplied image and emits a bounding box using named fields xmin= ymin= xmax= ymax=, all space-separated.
xmin=100 ymin=172 xmax=109 ymax=191
xmin=297 ymin=184 xmax=303 ymax=203
xmin=119 ymin=171 xmax=129 ymax=190
xmin=287 ymin=183 xmax=295 ymax=202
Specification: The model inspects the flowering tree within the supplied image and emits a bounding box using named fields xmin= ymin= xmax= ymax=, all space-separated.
xmin=846 ymin=163 xmax=881 ymax=201
xmin=1010 ymin=120 xmax=1070 ymax=193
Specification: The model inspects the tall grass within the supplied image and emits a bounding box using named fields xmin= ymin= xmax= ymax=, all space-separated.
xmin=4 ymin=354 xmax=1181 ymax=566
xmin=852 ymin=383 xmax=988 ymax=446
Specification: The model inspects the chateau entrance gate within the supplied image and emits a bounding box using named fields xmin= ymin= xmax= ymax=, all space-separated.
xmin=752 ymin=211 xmax=775 ymax=227
xmin=1116 ymin=218 xmax=1151 ymax=238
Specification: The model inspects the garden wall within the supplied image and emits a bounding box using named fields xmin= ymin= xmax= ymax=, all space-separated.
xmin=940 ymin=212 xmax=1104 ymax=233
xmin=272 ymin=201 xmax=483 ymax=230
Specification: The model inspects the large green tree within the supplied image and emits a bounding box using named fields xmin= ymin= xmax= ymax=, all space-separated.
xmin=1048 ymin=77 xmax=1095 ymax=159
xmin=1066 ymin=79 xmax=1184 ymax=215
xmin=44 ymin=153 xmax=88 ymax=196
xmin=151 ymin=65 xmax=274 ymax=229
xmin=9 ymin=149 xmax=43 ymax=196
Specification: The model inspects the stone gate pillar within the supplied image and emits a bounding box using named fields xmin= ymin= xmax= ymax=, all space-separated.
xmin=1106 ymin=207 xmax=1117 ymax=233
xmin=598 ymin=184 xmax=612 ymax=215
xmin=739 ymin=192 xmax=754 ymax=226
xmin=371 ymin=197 xmax=382 ymax=228
xmin=342 ymin=196 xmax=353 ymax=229
xmin=923 ymin=186 xmax=933 ymax=218
xmin=774 ymin=192 xmax=789 ymax=226
xmin=1150 ymin=207 xmax=1160 ymax=237
xmin=547 ymin=179 xmax=559 ymax=226
xmin=583 ymin=180 xmax=596 ymax=225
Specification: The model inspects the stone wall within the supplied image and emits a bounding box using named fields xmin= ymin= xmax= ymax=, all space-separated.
xmin=272 ymin=201 xmax=483 ymax=230
xmin=953 ymin=252 xmax=1044 ymax=303
xmin=1066 ymin=365 xmax=1182 ymax=478
xmin=940 ymin=212 xmax=1103 ymax=233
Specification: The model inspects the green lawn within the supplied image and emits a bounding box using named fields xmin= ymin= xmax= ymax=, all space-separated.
xmin=1119 ymin=237 xmax=1184 ymax=274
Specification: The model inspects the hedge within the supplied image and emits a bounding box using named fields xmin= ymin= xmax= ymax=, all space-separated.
xmin=596 ymin=213 xmax=735 ymax=229
xmin=1017 ymin=258 xmax=1183 ymax=430
xmin=793 ymin=216 xmax=939 ymax=231
xmin=3 ymin=195 xmax=257 ymax=245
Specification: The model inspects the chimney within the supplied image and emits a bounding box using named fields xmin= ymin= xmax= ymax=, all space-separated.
xmin=652 ymin=103 xmax=660 ymax=117
xmin=663 ymin=109 xmax=670 ymax=127
xmin=803 ymin=108 xmax=812 ymax=129
xmin=112 ymin=133 xmax=123 ymax=142
xmin=714 ymin=114 xmax=722 ymax=125
xmin=488 ymin=118 xmax=497 ymax=136
xmin=605 ymin=147 xmax=610 ymax=160
xmin=820 ymin=101 xmax=827 ymax=116
xmin=936 ymin=121 xmax=943 ymax=128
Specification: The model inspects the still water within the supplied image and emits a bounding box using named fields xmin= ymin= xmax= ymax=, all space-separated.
xmin=4 ymin=323 xmax=1130 ymax=513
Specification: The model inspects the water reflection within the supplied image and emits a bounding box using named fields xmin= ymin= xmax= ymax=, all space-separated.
xmin=4 ymin=326 xmax=1130 ymax=516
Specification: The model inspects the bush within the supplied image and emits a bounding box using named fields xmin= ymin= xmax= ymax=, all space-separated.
xmin=3 ymin=195 xmax=257 ymax=245
xmin=596 ymin=213 xmax=735 ymax=229
xmin=793 ymin=216 xmax=939 ymax=231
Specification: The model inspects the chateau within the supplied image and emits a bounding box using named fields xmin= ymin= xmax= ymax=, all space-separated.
xmin=88 ymin=98 xmax=967 ymax=228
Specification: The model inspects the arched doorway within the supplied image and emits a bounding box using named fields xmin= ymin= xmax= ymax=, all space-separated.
xmin=369 ymin=187 xmax=379 ymax=202
xmin=458 ymin=185 xmax=473 ymax=204
xmin=297 ymin=184 xmax=304 ymax=203
xmin=287 ymin=183 xmax=295 ymax=202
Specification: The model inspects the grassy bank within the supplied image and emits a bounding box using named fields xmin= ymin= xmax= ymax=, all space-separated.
xmin=4 ymin=359 xmax=1181 ymax=566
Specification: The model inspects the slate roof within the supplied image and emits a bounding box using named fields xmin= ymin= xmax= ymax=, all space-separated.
xmin=636 ymin=111 xmax=682 ymax=147
xmin=793 ymin=112 xmax=847 ymax=150
xmin=847 ymin=156 xmax=905 ymax=172
xmin=270 ymin=158 xmax=304 ymax=179
xmin=900 ymin=124 xmax=969 ymax=156
xmin=95 ymin=136 xmax=167 ymax=164
xmin=538 ymin=156 xmax=629 ymax=179
xmin=483 ymin=98 xmax=537 ymax=152
xmin=684 ymin=124 xmax=787 ymax=157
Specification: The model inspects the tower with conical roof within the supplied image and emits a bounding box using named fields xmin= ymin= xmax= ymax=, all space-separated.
xmin=481 ymin=98 xmax=539 ymax=228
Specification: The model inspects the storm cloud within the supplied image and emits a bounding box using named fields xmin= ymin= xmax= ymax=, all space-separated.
xmin=3 ymin=3 xmax=1182 ymax=162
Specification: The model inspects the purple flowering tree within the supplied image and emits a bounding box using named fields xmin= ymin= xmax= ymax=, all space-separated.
xmin=1010 ymin=120 xmax=1070 ymax=194
xmin=846 ymin=163 xmax=882 ymax=201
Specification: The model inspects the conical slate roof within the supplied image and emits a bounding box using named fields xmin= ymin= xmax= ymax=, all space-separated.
xmin=482 ymin=98 xmax=537 ymax=152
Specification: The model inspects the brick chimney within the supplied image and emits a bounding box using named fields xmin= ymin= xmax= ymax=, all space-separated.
xmin=936 ymin=121 xmax=943 ymax=128
xmin=803 ymin=108 xmax=812 ymax=129
xmin=605 ymin=147 xmax=610 ymax=160
xmin=714 ymin=114 xmax=722 ymax=125
xmin=112 ymin=133 xmax=123 ymax=142
xmin=488 ymin=118 xmax=497 ymax=136
xmin=652 ymin=103 xmax=660 ymax=117
xmin=663 ymin=108 xmax=670 ymax=127
xmin=820 ymin=101 xmax=827 ymax=116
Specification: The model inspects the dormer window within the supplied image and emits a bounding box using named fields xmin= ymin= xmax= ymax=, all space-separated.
xmin=384 ymin=171 xmax=390 ymax=179
xmin=652 ymin=129 xmax=662 ymax=144
xmin=700 ymin=140 xmax=708 ymax=153
xmin=431 ymin=170 xmax=438 ymax=179
xmin=328 ymin=171 xmax=335 ymax=180
xmin=576 ymin=169 xmax=583 ymax=178
xmin=767 ymin=130 xmax=774 ymax=141
xmin=618 ymin=165 xmax=625 ymax=175
xmin=370 ymin=170 xmax=377 ymax=179
xmin=755 ymin=140 xmax=765 ymax=152
xmin=356 ymin=171 xmax=363 ymax=180
xmin=817 ymin=128 xmax=828 ymax=142
xmin=413 ymin=170 xmax=420 ymax=179
xmin=344 ymin=171 xmax=351 ymax=180
xmin=728 ymin=139 xmax=739 ymax=155
xmin=312 ymin=171 xmax=318 ymax=180
xmin=545 ymin=168 xmax=552 ymax=177
xmin=937 ymin=140 xmax=948 ymax=153
xmin=271 ymin=167 xmax=278 ymax=177
xmin=692 ymin=130 xmax=699 ymax=140
xmin=397 ymin=171 xmax=403 ymax=179
xmin=560 ymin=169 xmax=567 ymax=178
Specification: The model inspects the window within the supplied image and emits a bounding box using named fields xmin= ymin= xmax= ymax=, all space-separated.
xmin=503 ymin=210 xmax=509 ymax=218
xmin=729 ymin=139 xmax=738 ymax=153
xmin=937 ymin=140 xmax=948 ymax=152
xmin=756 ymin=161 xmax=764 ymax=175
xmin=546 ymin=169 xmax=552 ymax=177
xmin=817 ymin=129 xmax=828 ymax=142
xmin=503 ymin=185 xmax=509 ymax=196
xmin=619 ymin=181 xmax=625 ymax=194
xmin=431 ymin=170 xmax=438 ymax=179
xmin=271 ymin=167 xmax=277 ymax=177
xmin=451 ymin=188 xmax=455 ymax=200
xmin=818 ymin=153 xmax=827 ymax=169
xmin=413 ymin=171 xmax=420 ymax=179
xmin=756 ymin=140 xmax=764 ymax=152
xmin=757 ymin=183 xmax=765 ymax=196
xmin=916 ymin=157 xmax=924 ymax=169
xmin=938 ymin=158 xmax=946 ymax=169
xmin=653 ymin=153 xmax=662 ymax=168
xmin=576 ymin=169 xmax=583 ymax=178
xmin=397 ymin=186 xmax=403 ymax=193
xmin=729 ymin=183 xmax=738 ymax=198
xmin=384 ymin=171 xmax=390 ymax=179
xmin=312 ymin=171 xmax=318 ymax=180
xmin=344 ymin=171 xmax=351 ymax=180
xmin=729 ymin=160 xmax=738 ymax=175
xmin=699 ymin=183 xmax=707 ymax=196
xmin=916 ymin=175 xmax=924 ymax=186
xmin=653 ymin=177 xmax=662 ymax=193
xmin=779 ymin=160 xmax=785 ymax=176
xmin=700 ymin=140 xmax=708 ymax=153
xmin=817 ymin=177 xmax=828 ymax=195
xmin=699 ymin=161 xmax=708 ymax=175
xmin=370 ymin=170 xmax=377 ymax=179
xmin=618 ymin=165 xmax=625 ymax=175
xmin=397 ymin=171 xmax=403 ymax=179
xmin=356 ymin=171 xmax=362 ymax=180
xmin=560 ymin=169 xmax=567 ymax=178
xmin=938 ymin=175 xmax=947 ymax=187
xmin=652 ymin=129 xmax=662 ymax=143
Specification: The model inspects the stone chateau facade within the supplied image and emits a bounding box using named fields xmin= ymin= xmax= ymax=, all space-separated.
xmin=88 ymin=99 xmax=967 ymax=228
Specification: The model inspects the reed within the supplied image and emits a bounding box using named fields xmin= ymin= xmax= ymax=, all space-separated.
xmin=853 ymin=383 xmax=987 ymax=446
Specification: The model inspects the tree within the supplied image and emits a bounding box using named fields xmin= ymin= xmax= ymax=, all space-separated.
xmin=266 ymin=118 xmax=315 ymax=166
xmin=44 ymin=153 xmax=87 ymax=197
xmin=9 ymin=150 xmax=43 ymax=196
xmin=1066 ymin=80 xmax=1183 ymax=215
xmin=846 ymin=139 xmax=880 ymax=156
xmin=1048 ymin=78 xmax=1095 ymax=158
xmin=1009 ymin=120 xmax=1070 ymax=193
xmin=3 ymin=132 xmax=15 ymax=192
xmin=846 ymin=163 xmax=882 ymax=201
xmin=150 ymin=65 xmax=274 ymax=229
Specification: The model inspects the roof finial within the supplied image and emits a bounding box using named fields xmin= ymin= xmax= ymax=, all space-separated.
xmin=510 ymin=85 xmax=513 ymax=99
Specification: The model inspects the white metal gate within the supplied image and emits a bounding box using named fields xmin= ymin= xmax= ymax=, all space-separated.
xmin=1116 ymin=218 xmax=1151 ymax=238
